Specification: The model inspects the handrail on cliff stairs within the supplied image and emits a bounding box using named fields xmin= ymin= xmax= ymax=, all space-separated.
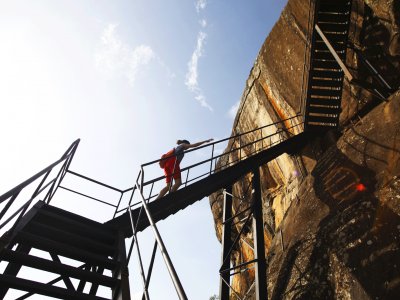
xmin=113 ymin=115 xmax=304 ymax=216
xmin=0 ymin=139 xmax=80 ymax=237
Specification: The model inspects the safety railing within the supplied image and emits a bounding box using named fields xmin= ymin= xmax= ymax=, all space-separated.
xmin=114 ymin=114 xmax=304 ymax=215
xmin=0 ymin=139 xmax=80 ymax=236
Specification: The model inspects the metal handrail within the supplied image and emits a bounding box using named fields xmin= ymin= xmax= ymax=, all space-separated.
xmin=0 ymin=139 xmax=80 ymax=235
xmin=142 ymin=115 xmax=301 ymax=167
xmin=136 ymin=117 xmax=303 ymax=202
xmin=0 ymin=139 xmax=80 ymax=203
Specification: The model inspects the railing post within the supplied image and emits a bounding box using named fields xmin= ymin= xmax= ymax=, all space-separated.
xmin=220 ymin=187 xmax=233 ymax=300
xmin=252 ymin=167 xmax=267 ymax=300
xmin=210 ymin=144 xmax=215 ymax=175
xmin=138 ymin=187 xmax=188 ymax=300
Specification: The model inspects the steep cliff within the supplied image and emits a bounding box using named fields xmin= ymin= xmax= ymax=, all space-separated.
xmin=209 ymin=0 xmax=400 ymax=299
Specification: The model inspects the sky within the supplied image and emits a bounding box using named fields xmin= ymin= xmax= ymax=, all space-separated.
xmin=0 ymin=0 xmax=287 ymax=299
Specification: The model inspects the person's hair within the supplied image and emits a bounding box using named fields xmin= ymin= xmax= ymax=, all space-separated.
xmin=177 ymin=139 xmax=190 ymax=145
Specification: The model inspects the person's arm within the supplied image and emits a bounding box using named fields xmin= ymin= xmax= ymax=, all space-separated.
xmin=182 ymin=138 xmax=214 ymax=150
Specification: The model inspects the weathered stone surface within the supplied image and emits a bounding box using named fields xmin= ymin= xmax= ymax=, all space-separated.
xmin=209 ymin=0 xmax=400 ymax=298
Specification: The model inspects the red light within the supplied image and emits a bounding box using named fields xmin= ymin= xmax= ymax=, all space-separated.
xmin=356 ymin=183 xmax=366 ymax=192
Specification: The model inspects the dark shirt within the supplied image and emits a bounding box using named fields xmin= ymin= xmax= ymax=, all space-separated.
xmin=175 ymin=144 xmax=185 ymax=163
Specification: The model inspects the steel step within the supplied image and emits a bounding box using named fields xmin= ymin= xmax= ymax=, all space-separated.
xmin=315 ymin=31 xmax=348 ymax=39
xmin=312 ymin=59 xmax=340 ymax=70
xmin=15 ymin=231 xmax=117 ymax=270
xmin=25 ymin=221 xmax=115 ymax=256
xmin=314 ymin=39 xmax=346 ymax=50
xmin=318 ymin=3 xmax=351 ymax=14
xmin=307 ymin=114 xmax=339 ymax=124
xmin=0 ymin=274 xmax=109 ymax=300
xmin=309 ymin=88 xmax=343 ymax=97
xmin=0 ymin=248 xmax=118 ymax=288
xmin=41 ymin=204 xmax=116 ymax=234
xmin=311 ymin=78 xmax=343 ymax=87
xmin=317 ymin=12 xmax=350 ymax=23
xmin=35 ymin=209 xmax=115 ymax=245
xmin=317 ymin=22 xmax=349 ymax=33
xmin=310 ymin=69 xmax=343 ymax=79
xmin=308 ymin=105 xmax=341 ymax=114
xmin=308 ymin=97 xmax=341 ymax=106
xmin=314 ymin=50 xmax=345 ymax=60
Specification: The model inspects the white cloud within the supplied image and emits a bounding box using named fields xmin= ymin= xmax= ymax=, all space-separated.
xmin=196 ymin=0 xmax=207 ymax=13
xmin=185 ymin=31 xmax=213 ymax=111
xmin=185 ymin=31 xmax=206 ymax=91
xmin=228 ymin=101 xmax=240 ymax=119
xmin=95 ymin=24 xmax=156 ymax=85
xmin=195 ymin=94 xmax=213 ymax=111
xmin=199 ymin=19 xmax=207 ymax=28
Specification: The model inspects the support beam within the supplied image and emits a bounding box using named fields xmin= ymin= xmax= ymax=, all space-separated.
xmin=89 ymin=266 xmax=104 ymax=296
xmin=219 ymin=186 xmax=233 ymax=300
xmin=49 ymin=252 xmax=75 ymax=291
xmin=252 ymin=168 xmax=267 ymax=300
xmin=112 ymin=231 xmax=131 ymax=300
xmin=142 ymin=241 xmax=157 ymax=300
xmin=77 ymin=265 xmax=90 ymax=292
xmin=0 ymin=243 xmax=32 ymax=299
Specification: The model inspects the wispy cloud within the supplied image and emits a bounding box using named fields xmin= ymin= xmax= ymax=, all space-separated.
xmin=95 ymin=24 xmax=174 ymax=85
xmin=196 ymin=0 xmax=207 ymax=12
xmin=228 ymin=101 xmax=240 ymax=119
xmin=185 ymin=31 xmax=206 ymax=91
xmin=185 ymin=31 xmax=212 ymax=111
xmin=185 ymin=1 xmax=213 ymax=111
xmin=199 ymin=19 xmax=207 ymax=28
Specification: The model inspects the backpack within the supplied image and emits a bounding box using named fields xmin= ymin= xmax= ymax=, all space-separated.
xmin=159 ymin=148 xmax=175 ymax=168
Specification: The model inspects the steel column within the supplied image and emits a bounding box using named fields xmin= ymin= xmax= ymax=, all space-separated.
xmin=113 ymin=230 xmax=131 ymax=300
xmin=219 ymin=186 xmax=233 ymax=300
xmin=252 ymin=168 xmax=267 ymax=300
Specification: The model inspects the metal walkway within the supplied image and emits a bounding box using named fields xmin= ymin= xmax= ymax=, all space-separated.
xmin=108 ymin=132 xmax=309 ymax=235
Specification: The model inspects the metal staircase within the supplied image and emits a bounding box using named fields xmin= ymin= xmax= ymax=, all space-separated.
xmin=304 ymin=0 xmax=352 ymax=131
xmin=0 ymin=201 xmax=129 ymax=300
xmin=0 ymin=116 xmax=306 ymax=300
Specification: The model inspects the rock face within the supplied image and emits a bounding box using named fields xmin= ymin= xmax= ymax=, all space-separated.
xmin=209 ymin=0 xmax=400 ymax=299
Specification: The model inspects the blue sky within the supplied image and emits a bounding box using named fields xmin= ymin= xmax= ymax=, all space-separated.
xmin=0 ymin=0 xmax=287 ymax=299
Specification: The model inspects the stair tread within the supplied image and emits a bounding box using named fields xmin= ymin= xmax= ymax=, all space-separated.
xmin=312 ymin=59 xmax=340 ymax=70
xmin=307 ymin=114 xmax=339 ymax=122
xmin=310 ymin=69 xmax=344 ymax=79
xmin=317 ymin=12 xmax=350 ymax=23
xmin=313 ymin=50 xmax=346 ymax=60
xmin=309 ymin=88 xmax=343 ymax=97
xmin=35 ymin=209 xmax=116 ymax=244
xmin=15 ymin=231 xmax=117 ymax=270
xmin=0 ymin=274 xmax=110 ymax=300
xmin=0 ymin=248 xmax=118 ymax=288
xmin=25 ymin=221 xmax=115 ymax=256
xmin=311 ymin=78 xmax=343 ymax=87
xmin=41 ymin=204 xmax=115 ymax=232
xmin=308 ymin=105 xmax=341 ymax=114
xmin=318 ymin=3 xmax=351 ymax=14
xmin=317 ymin=22 xmax=349 ymax=33
xmin=308 ymin=98 xmax=342 ymax=107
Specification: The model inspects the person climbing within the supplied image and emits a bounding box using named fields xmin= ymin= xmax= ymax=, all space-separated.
xmin=156 ymin=138 xmax=214 ymax=199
